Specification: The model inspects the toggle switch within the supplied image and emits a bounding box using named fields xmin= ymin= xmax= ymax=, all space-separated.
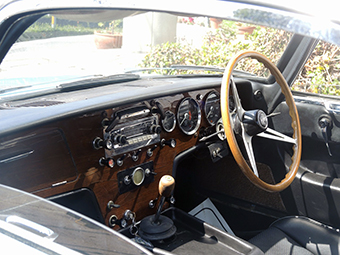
xmin=117 ymin=154 xmax=127 ymax=166
xmin=147 ymin=145 xmax=157 ymax=157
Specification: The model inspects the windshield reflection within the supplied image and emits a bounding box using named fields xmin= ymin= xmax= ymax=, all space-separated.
xmin=0 ymin=11 xmax=291 ymax=95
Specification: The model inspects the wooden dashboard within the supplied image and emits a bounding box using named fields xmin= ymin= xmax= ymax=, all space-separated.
xmin=0 ymin=87 xmax=220 ymax=227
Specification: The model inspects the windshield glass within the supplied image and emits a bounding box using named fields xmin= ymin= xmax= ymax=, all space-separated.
xmin=1 ymin=11 xmax=292 ymax=90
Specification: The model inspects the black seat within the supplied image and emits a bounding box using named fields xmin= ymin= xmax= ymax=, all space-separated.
xmin=248 ymin=216 xmax=340 ymax=255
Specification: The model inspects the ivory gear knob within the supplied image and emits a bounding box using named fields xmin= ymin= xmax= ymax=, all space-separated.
xmin=158 ymin=175 xmax=175 ymax=198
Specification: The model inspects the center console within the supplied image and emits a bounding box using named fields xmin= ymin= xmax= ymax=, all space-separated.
xmin=119 ymin=175 xmax=264 ymax=255
xmin=121 ymin=207 xmax=263 ymax=255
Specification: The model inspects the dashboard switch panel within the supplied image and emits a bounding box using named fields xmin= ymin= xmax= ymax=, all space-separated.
xmin=117 ymin=161 xmax=155 ymax=194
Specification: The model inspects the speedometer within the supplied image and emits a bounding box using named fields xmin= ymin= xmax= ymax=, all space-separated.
xmin=177 ymin=98 xmax=201 ymax=135
xmin=204 ymin=91 xmax=221 ymax=125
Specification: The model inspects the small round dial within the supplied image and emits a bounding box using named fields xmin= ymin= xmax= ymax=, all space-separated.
xmin=162 ymin=110 xmax=176 ymax=132
xmin=132 ymin=167 xmax=145 ymax=186
xmin=177 ymin=98 xmax=201 ymax=135
xmin=204 ymin=91 xmax=221 ymax=125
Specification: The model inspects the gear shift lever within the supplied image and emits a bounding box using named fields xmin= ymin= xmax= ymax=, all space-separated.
xmin=154 ymin=175 xmax=175 ymax=223
xmin=139 ymin=175 xmax=177 ymax=241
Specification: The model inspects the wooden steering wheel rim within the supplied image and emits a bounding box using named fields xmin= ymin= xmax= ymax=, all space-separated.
xmin=221 ymin=51 xmax=302 ymax=192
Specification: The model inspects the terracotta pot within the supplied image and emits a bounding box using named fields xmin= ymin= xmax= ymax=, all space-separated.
xmin=237 ymin=26 xmax=256 ymax=35
xmin=94 ymin=32 xmax=122 ymax=49
xmin=209 ymin=18 xmax=222 ymax=29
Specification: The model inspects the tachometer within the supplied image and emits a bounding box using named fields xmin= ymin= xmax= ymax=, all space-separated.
xmin=204 ymin=91 xmax=221 ymax=125
xmin=177 ymin=98 xmax=201 ymax=135
xmin=162 ymin=110 xmax=176 ymax=132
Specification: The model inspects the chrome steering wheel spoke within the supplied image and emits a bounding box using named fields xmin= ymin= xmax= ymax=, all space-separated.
xmin=230 ymin=78 xmax=245 ymax=120
xmin=230 ymin=78 xmax=259 ymax=177
xmin=256 ymin=127 xmax=297 ymax=145
xmin=241 ymin=124 xmax=259 ymax=177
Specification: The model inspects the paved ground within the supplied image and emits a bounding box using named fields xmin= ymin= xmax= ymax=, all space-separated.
xmin=0 ymin=23 xmax=211 ymax=89
xmin=0 ymin=35 xmax=147 ymax=88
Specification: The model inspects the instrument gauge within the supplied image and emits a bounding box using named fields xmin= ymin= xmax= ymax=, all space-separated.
xmin=132 ymin=167 xmax=145 ymax=186
xmin=162 ymin=110 xmax=176 ymax=132
xmin=177 ymin=98 xmax=201 ymax=135
xmin=204 ymin=91 xmax=221 ymax=125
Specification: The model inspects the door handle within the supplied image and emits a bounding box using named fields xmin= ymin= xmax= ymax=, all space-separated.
xmin=319 ymin=116 xmax=333 ymax=157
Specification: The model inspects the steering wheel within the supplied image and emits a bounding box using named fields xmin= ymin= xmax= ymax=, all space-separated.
xmin=221 ymin=51 xmax=302 ymax=192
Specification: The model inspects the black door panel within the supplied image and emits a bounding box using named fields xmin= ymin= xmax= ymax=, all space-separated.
xmin=300 ymin=172 xmax=340 ymax=227
xmin=273 ymin=94 xmax=340 ymax=227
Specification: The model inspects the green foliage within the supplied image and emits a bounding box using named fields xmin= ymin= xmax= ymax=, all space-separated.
xmin=97 ymin=19 xmax=123 ymax=34
xmin=18 ymin=23 xmax=94 ymax=42
xmin=141 ymin=20 xmax=340 ymax=96
xmin=292 ymin=41 xmax=340 ymax=95
xmin=140 ymin=42 xmax=201 ymax=74
xmin=140 ymin=22 xmax=292 ymax=77
xmin=28 ymin=23 xmax=92 ymax=33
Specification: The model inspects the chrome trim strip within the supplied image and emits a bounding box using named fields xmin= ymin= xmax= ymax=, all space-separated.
xmin=0 ymin=150 xmax=33 ymax=164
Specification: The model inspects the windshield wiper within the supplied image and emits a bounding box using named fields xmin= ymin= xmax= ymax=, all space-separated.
xmin=0 ymin=85 xmax=32 ymax=94
xmin=170 ymin=65 xmax=256 ymax=76
xmin=170 ymin=65 xmax=225 ymax=72
xmin=125 ymin=65 xmax=224 ymax=74
xmin=58 ymin=74 xmax=140 ymax=92
xmin=125 ymin=67 xmax=172 ymax=73
xmin=125 ymin=65 xmax=255 ymax=77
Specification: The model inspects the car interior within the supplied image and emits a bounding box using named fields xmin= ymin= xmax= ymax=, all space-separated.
xmin=1 ymin=3 xmax=340 ymax=255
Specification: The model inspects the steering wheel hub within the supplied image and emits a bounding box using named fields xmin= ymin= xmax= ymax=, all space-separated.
xmin=243 ymin=110 xmax=268 ymax=136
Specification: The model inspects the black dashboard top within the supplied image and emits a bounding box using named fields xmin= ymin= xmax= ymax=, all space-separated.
xmin=0 ymin=76 xmax=223 ymax=137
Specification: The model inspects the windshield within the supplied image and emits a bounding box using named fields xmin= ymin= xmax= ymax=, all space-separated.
xmin=1 ymin=11 xmax=292 ymax=90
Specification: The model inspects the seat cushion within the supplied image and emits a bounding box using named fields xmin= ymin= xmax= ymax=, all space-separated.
xmin=249 ymin=216 xmax=340 ymax=255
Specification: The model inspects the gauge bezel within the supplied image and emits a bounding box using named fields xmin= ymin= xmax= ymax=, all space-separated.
xmin=132 ymin=167 xmax=145 ymax=186
xmin=177 ymin=97 xmax=201 ymax=135
xmin=162 ymin=110 xmax=176 ymax=133
xmin=204 ymin=91 xmax=221 ymax=126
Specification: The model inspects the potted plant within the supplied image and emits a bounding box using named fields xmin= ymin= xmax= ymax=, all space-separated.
xmin=94 ymin=19 xmax=123 ymax=49
xmin=209 ymin=18 xmax=222 ymax=29
xmin=235 ymin=22 xmax=256 ymax=35
xmin=237 ymin=26 xmax=256 ymax=35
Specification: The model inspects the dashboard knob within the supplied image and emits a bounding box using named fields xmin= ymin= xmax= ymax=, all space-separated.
xmin=99 ymin=157 xmax=115 ymax=168
xmin=101 ymin=118 xmax=110 ymax=127
xmin=161 ymin=138 xmax=176 ymax=148
xmin=149 ymin=124 xmax=162 ymax=134
xmin=113 ymin=134 xmax=127 ymax=145
xmin=93 ymin=137 xmax=113 ymax=150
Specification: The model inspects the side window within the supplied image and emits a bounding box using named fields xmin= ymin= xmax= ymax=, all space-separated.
xmin=292 ymin=41 xmax=340 ymax=95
